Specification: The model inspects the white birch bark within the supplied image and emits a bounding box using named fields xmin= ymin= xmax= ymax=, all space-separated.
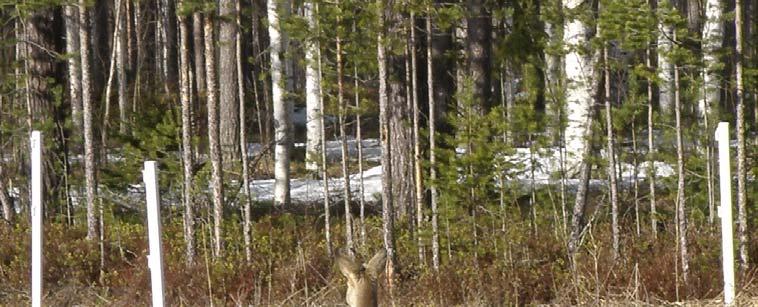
xmin=735 ymin=0 xmax=749 ymax=272
xmin=427 ymin=8 xmax=440 ymax=271
xmin=268 ymin=0 xmax=291 ymax=206
xmin=65 ymin=4 xmax=82 ymax=131
xmin=177 ymin=3 xmax=195 ymax=263
xmin=699 ymin=0 xmax=723 ymax=119
xmin=79 ymin=0 xmax=98 ymax=241
xmin=563 ymin=0 xmax=595 ymax=170
xmin=304 ymin=1 xmax=323 ymax=172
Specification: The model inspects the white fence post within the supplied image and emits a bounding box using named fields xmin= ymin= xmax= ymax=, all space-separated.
xmin=715 ymin=122 xmax=735 ymax=305
xmin=30 ymin=131 xmax=43 ymax=307
xmin=143 ymin=161 xmax=165 ymax=307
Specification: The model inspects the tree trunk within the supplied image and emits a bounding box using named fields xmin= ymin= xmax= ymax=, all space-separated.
xmin=410 ymin=11 xmax=424 ymax=266
xmin=354 ymin=29 xmax=366 ymax=247
xmin=673 ymin=38 xmax=689 ymax=285
xmin=646 ymin=47 xmax=657 ymax=239
xmin=205 ymin=13 xmax=224 ymax=257
xmin=237 ymin=0 xmax=253 ymax=264
xmin=318 ymin=12 xmax=332 ymax=255
xmin=65 ymin=4 xmax=83 ymax=132
xmin=80 ymin=0 xmax=98 ymax=241
xmin=603 ymin=46 xmax=619 ymax=260
xmin=117 ymin=0 xmax=128 ymax=135
xmin=699 ymin=0 xmax=722 ymax=120
xmin=335 ymin=1 xmax=354 ymax=252
xmin=734 ymin=0 xmax=749 ymax=272
xmin=178 ymin=1 xmax=195 ymax=264
xmin=268 ymin=0 xmax=291 ymax=206
xmin=163 ymin=0 xmax=178 ymax=92
xmin=219 ymin=0 xmax=240 ymax=162
xmin=304 ymin=1 xmax=323 ymax=172
xmin=427 ymin=8 xmax=440 ymax=271
xmin=377 ymin=0 xmax=397 ymax=284
xmin=563 ymin=0 xmax=596 ymax=172
xmin=0 ymin=164 xmax=13 ymax=222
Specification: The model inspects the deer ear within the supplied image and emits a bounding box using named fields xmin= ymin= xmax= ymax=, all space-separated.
xmin=335 ymin=251 xmax=361 ymax=283
xmin=364 ymin=249 xmax=387 ymax=277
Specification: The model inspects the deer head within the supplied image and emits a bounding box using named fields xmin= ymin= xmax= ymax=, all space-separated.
xmin=335 ymin=249 xmax=387 ymax=307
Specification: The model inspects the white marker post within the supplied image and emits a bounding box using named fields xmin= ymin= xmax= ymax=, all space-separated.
xmin=715 ymin=122 xmax=735 ymax=305
xmin=30 ymin=131 xmax=43 ymax=307
xmin=143 ymin=161 xmax=165 ymax=307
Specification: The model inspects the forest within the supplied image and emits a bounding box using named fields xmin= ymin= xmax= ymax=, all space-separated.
xmin=0 ymin=0 xmax=757 ymax=305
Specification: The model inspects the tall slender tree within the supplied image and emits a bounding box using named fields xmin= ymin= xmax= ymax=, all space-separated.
xmin=237 ymin=0 xmax=254 ymax=263
xmin=178 ymin=0 xmax=195 ymax=263
xmin=734 ymin=0 xmax=749 ymax=272
xmin=65 ymin=4 xmax=82 ymax=132
xmin=673 ymin=32 xmax=689 ymax=285
xmin=377 ymin=0 xmax=397 ymax=283
xmin=269 ymin=0 xmax=291 ymax=206
xmin=205 ymin=12 xmax=224 ymax=257
xmin=80 ymin=0 xmax=98 ymax=241
xmin=335 ymin=0 xmax=354 ymax=253
xmin=426 ymin=6 xmax=440 ymax=271
xmin=305 ymin=1 xmax=323 ymax=172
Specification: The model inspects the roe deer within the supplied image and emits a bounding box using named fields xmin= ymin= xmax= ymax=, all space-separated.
xmin=335 ymin=249 xmax=387 ymax=307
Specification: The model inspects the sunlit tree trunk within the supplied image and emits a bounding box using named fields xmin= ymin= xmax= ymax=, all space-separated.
xmin=268 ymin=0 xmax=291 ymax=206
xmin=646 ymin=47 xmax=657 ymax=239
xmin=0 ymin=165 xmax=13 ymax=222
xmin=410 ymin=11 xmax=424 ymax=266
xmin=563 ymin=0 xmax=596 ymax=171
xmin=80 ymin=0 xmax=98 ymax=241
xmin=177 ymin=2 xmax=195 ymax=263
xmin=205 ymin=13 xmax=224 ymax=257
xmin=65 ymin=4 xmax=82 ymax=132
xmin=304 ymin=1 xmax=323 ymax=172
xmin=564 ymin=0 xmax=596 ymax=262
xmin=735 ymin=0 xmax=749 ymax=272
xmin=673 ymin=38 xmax=689 ymax=284
xmin=426 ymin=8 xmax=440 ymax=271
xmin=377 ymin=0 xmax=397 ymax=283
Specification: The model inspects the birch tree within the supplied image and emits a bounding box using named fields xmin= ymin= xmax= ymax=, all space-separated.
xmin=563 ymin=0 xmax=596 ymax=171
xmin=80 ymin=0 xmax=98 ymax=241
xmin=304 ymin=1 xmax=323 ymax=172
xmin=205 ymin=13 xmax=224 ymax=256
xmin=564 ymin=0 xmax=597 ymax=261
xmin=427 ymin=6 xmax=440 ymax=271
xmin=735 ymin=0 xmax=749 ymax=272
xmin=603 ymin=46 xmax=619 ymax=260
xmin=268 ymin=0 xmax=291 ymax=206
xmin=65 ymin=4 xmax=82 ymax=132
xmin=673 ymin=32 xmax=689 ymax=285
xmin=178 ymin=0 xmax=195 ymax=263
